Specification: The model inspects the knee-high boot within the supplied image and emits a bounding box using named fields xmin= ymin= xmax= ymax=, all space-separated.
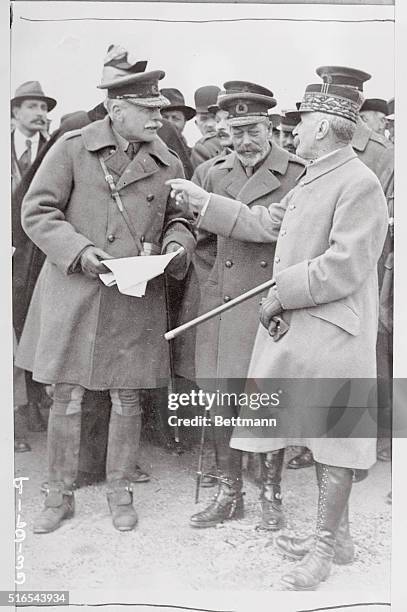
xmin=106 ymin=410 xmax=141 ymax=531
xmin=259 ymin=449 xmax=285 ymax=531
xmin=280 ymin=463 xmax=353 ymax=590
xmin=33 ymin=408 xmax=81 ymax=533
xmin=275 ymin=462 xmax=354 ymax=564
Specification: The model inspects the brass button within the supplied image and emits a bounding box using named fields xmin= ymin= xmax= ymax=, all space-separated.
xmin=260 ymin=261 xmax=268 ymax=268
xmin=275 ymin=256 xmax=280 ymax=264
xmin=107 ymin=234 xmax=115 ymax=243
xmin=224 ymin=295 xmax=231 ymax=302
xmin=147 ymin=194 xmax=155 ymax=202
xmin=225 ymin=260 xmax=233 ymax=268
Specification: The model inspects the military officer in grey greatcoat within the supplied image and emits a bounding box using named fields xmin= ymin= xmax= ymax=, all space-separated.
xmin=16 ymin=57 xmax=196 ymax=534
xmin=174 ymin=81 xmax=305 ymax=529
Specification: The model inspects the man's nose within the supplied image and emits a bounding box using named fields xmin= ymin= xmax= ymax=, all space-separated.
xmin=241 ymin=131 xmax=252 ymax=145
xmin=151 ymin=109 xmax=162 ymax=121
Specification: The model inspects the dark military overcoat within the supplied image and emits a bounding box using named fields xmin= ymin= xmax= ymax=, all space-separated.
xmin=194 ymin=144 xmax=305 ymax=380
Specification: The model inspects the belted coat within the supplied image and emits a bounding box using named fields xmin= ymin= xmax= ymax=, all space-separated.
xmin=199 ymin=145 xmax=388 ymax=469
xmin=16 ymin=116 xmax=196 ymax=390
xmin=194 ymin=145 xmax=305 ymax=381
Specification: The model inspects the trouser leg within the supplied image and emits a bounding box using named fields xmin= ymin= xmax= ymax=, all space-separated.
xmin=105 ymin=389 xmax=142 ymax=531
xmin=34 ymin=383 xmax=84 ymax=534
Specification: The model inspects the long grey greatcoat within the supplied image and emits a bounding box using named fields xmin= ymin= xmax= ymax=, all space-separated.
xmin=199 ymin=145 xmax=388 ymax=469
xmin=16 ymin=116 xmax=195 ymax=390
xmin=352 ymin=119 xmax=393 ymax=184
xmin=194 ymin=145 xmax=305 ymax=380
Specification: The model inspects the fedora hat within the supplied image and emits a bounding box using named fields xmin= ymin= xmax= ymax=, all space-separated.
xmin=11 ymin=81 xmax=57 ymax=111
xmin=160 ymin=88 xmax=196 ymax=121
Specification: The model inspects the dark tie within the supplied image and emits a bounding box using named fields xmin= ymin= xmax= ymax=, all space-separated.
xmin=126 ymin=141 xmax=141 ymax=160
xmin=18 ymin=139 xmax=32 ymax=174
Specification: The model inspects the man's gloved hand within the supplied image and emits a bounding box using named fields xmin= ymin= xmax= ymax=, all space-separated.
xmin=80 ymin=246 xmax=114 ymax=279
xmin=163 ymin=242 xmax=187 ymax=279
xmin=260 ymin=287 xmax=283 ymax=337
xmin=166 ymin=178 xmax=211 ymax=214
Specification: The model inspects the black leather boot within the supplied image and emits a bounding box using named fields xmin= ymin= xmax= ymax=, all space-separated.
xmin=106 ymin=410 xmax=141 ymax=531
xmin=275 ymin=503 xmax=354 ymax=565
xmin=280 ymin=463 xmax=353 ymax=590
xmin=33 ymin=408 xmax=81 ymax=533
xmin=190 ymin=474 xmax=244 ymax=528
xmin=258 ymin=449 xmax=285 ymax=531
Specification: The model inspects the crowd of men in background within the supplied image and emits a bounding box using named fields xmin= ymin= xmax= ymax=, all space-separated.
xmin=11 ymin=45 xmax=394 ymax=590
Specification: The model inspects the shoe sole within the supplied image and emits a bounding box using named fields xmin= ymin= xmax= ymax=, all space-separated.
xmin=287 ymin=463 xmax=314 ymax=470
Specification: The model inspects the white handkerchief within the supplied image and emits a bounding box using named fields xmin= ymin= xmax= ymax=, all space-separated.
xmin=99 ymin=248 xmax=183 ymax=297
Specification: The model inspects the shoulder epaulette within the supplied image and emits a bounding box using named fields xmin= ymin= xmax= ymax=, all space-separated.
xmin=60 ymin=129 xmax=83 ymax=142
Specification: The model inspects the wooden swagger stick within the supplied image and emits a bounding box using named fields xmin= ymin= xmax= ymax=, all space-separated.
xmin=164 ymin=278 xmax=276 ymax=341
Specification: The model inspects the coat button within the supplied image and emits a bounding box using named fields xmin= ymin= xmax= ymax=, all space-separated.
xmin=225 ymin=260 xmax=233 ymax=268
xmin=108 ymin=234 xmax=115 ymax=243
xmin=224 ymin=295 xmax=231 ymax=302
xmin=260 ymin=261 xmax=268 ymax=268
xmin=289 ymin=204 xmax=296 ymax=210
xmin=147 ymin=194 xmax=155 ymax=202
xmin=280 ymin=229 xmax=287 ymax=236
xmin=275 ymin=256 xmax=280 ymax=264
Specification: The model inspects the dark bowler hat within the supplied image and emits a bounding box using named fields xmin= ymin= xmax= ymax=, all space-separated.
xmin=160 ymin=88 xmax=196 ymax=121
xmin=360 ymin=98 xmax=389 ymax=115
xmin=387 ymin=97 xmax=394 ymax=119
xmin=278 ymin=110 xmax=301 ymax=132
xmin=194 ymin=86 xmax=221 ymax=114
xmin=218 ymin=81 xmax=276 ymax=127
xmin=298 ymin=83 xmax=363 ymax=123
xmin=97 ymin=44 xmax=169 ymax=108
xmin=316 ymin=65 xmax=371 ymax=91
xmin=11 ymin=81 xmax=57 ymax=111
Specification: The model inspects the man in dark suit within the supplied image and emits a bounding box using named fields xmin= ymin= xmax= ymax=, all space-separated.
xmin=12 ymin=81 xmax=57 ymax=450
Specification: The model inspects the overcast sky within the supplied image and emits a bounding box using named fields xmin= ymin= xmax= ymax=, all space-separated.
xmin=11 ymin=2 xmax=394 ymax=144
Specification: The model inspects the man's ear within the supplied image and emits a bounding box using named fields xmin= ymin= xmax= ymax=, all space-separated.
xmin=316 ymin=118 xmax=330 ymax=141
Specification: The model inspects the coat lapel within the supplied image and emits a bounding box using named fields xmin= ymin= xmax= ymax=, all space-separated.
xmin=237 ymin=144 xmax=289 ymax=205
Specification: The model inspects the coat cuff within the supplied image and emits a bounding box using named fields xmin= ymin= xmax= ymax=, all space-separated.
xmin=59 ymin=236 xmax=95 ymax=276
xmin=275 ymin=260 xmax=316 ymax=310
xmin=162 ymin=222 xmax=196 ymax=256
xmin=198 ymin=194 xmax=242 ymax=237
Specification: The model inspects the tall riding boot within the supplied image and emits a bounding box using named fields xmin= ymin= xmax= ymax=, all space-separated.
xmin=276 ymin=463 xmax=354 ymax=564
xmin=106 ymin=409 xmax=141 ymax=531
xmin=190 ymin=443 xmax=244 ymax=528
xmin=259 ymin=449 xmax=285 ymax=531
xmin=280 ymin=463 xmax=353 ymax=590
xmin=33 ymin=408 xmax=81 ymax=534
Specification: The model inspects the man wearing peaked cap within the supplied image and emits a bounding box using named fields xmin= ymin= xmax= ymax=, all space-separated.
xmin=278 ymin=110 xmax=301 ymax=154
xmin=360 ymin=98 xmax=389 ymax=136
xmin=16 ymin=45 xmax=196 ymax=534
xmin=170 ymin=80 xmax=305 ymax=531
xmin=167 ymin=78 xmax=388 ymax=590
xmin=316 ymin=65 xmax=393 ymax=182
xmin=190 ymin=85 xmax=222 ymax=169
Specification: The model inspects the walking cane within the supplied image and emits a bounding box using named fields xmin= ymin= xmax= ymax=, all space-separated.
xmin=165 ymin=277 xmax=277 ymax=340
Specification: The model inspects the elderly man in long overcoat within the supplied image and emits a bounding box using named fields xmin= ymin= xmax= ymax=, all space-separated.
xmin=175 ymin=81 xmax=305 ymax=530
xmin=16 ymin=61 xmax=195 ymax=534
xmin=168 ymin=80 xmax=388 ymax=589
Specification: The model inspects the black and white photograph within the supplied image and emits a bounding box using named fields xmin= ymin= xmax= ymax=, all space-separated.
xmin=2 ymin=0 xmax=405 ymax=610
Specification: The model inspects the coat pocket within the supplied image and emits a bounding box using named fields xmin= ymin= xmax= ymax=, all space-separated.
xmin=306 ymin=301 xmax=360 ymax=336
